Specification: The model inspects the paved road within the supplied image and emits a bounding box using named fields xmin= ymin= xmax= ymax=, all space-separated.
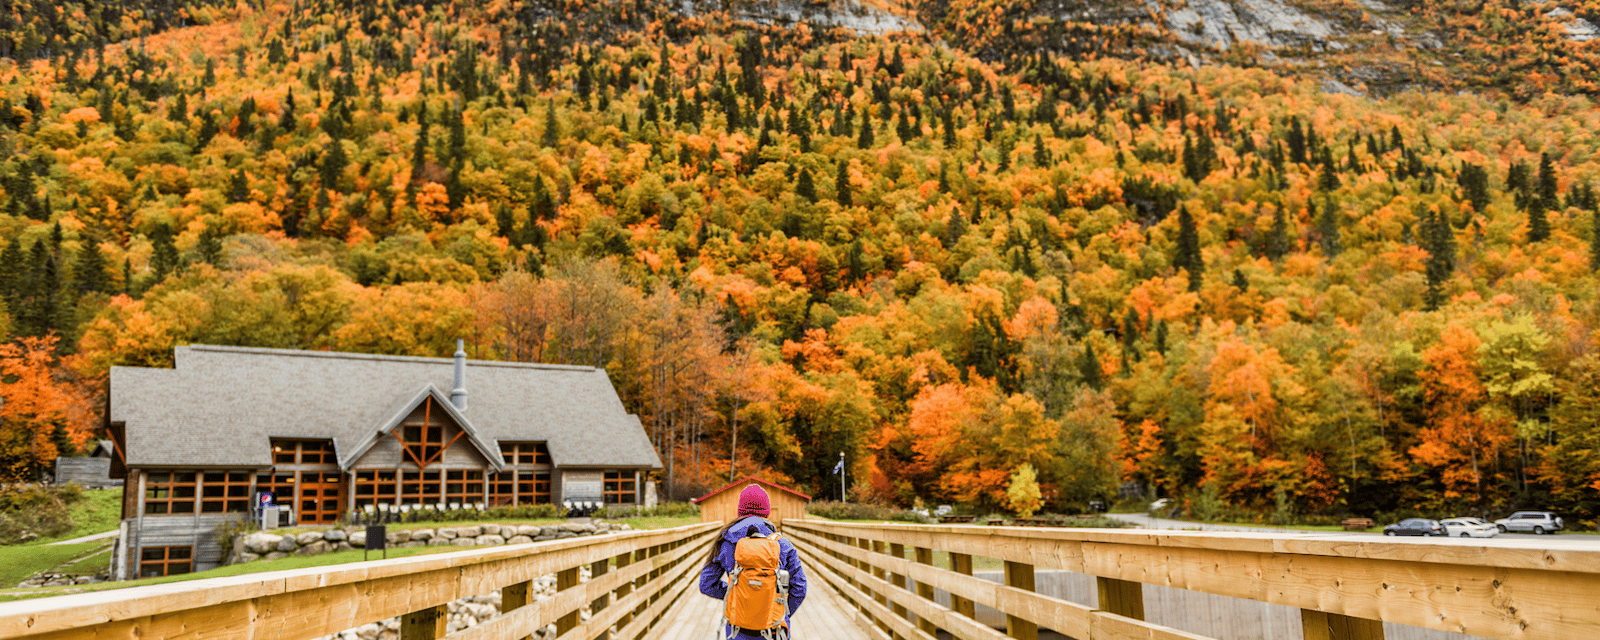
xmin=1105 ymin=513 xmax=1600 ymax=549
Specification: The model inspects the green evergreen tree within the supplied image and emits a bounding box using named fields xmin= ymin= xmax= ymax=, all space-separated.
xmin=835 ymin=162 xmax=853 ymax=208
xmin=73 ymin=236 xmax=107 ymax=295
xmin=1538 ymin=152 xmax=1561 ymax=212
xmin=1316 ymin=197 xmax=1342 ymax=258
xmin=1423 ymin=207 xmax=1456 ymax=310
xmin=1174 ymin=206 xmax=1203 ymax=292
xmin=1265 ymin=206 xmax=1290 ymax=261
xmin=196 ymin=225 xmax=223 ymax=266
xmin=856 ymin=107 xmax=874 ymax=149
xmin=1079 ymin=341 xmax=1103 ymax=390
xmin=945 ymin=206 xmax=966 ymax=248
xmin=1529 ymin=200 xmax=1551 ymax=243
xmin=541 ymin=101 xmax=560 ymax=148
xmin=796 ymin=168 xmax=817 ymax=203
xmin=149 ymin=223 xmax=179 ymax=285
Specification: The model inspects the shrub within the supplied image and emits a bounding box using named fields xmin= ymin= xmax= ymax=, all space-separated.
xmin=592 ymin=502 xmax=698 ymax=520
xmin=0 ymin=484 xmax=80 ymax=544
xmin=807 ymin=501 xmax=930 ymax=523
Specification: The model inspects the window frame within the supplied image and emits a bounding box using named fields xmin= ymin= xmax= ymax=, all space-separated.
xmin=139 ymin=545 xmax=193 ymax=578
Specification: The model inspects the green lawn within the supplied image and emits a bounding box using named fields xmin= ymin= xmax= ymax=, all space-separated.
xmin=28 ymin=488 xmax=123 ymax=545
xmin=0 ymin=542 xmax=106 ymax=589
xmin=0 ymin=511 xmax=704 ymax=602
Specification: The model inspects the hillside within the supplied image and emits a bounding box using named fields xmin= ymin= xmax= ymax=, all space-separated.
xmin=0 ymin=0 xmax=1598 ymax=526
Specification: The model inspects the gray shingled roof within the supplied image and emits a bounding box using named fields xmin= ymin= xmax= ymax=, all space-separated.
xmin=108 ymin=345 xmax=663 ymax=471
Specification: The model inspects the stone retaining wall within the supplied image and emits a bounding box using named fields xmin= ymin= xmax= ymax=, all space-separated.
xmin=230 ymin=520 xmax=629 ymax=565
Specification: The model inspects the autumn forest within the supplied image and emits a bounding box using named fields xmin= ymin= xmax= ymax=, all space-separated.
xmin=1 ymin=0 xmax=1599 ymax=528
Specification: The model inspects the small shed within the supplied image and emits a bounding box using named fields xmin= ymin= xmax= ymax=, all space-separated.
xmin=693 ymin=476 xmax=811 ymax=526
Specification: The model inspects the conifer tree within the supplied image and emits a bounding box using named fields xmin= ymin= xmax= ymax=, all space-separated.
xmin=1265 ymin=206 xmax=1290 ymax=261
xmin=1174 ymin=206 xmax=1203 ymax=292
xmin=1528 ymin=200 xmax=1551 ymax=243
xmin=835 ymin=162 xmax=853 ymax=208
xmin=73 ymin=236 xmax=107 ymax=295
xmin=1079 ymin=342 xmax=1102 ymax=390
xmin=196 ymin=225 xmax=223 ymax=266
xmin=856 ymin=107 xmax=873 ymax=149
xmin=149 ymin=223 xmax=179 ymax=285
xmin=1316 ymin=197 xmax=1342 ymax=258
xmin=796 ymin=168 xmax=817 ymax=203
xmin=1423 ymin=207 xmax=1456 ymax=310
xmin=541 ymin=100 xmax=560 ymax=148
xmin=1538 ymin=152 xmax=1561 ymax=212
xmin=1592 ymin=208 xmax=1600 ymax=273
xmin=945 ymin=206 xmax=966 ymax=248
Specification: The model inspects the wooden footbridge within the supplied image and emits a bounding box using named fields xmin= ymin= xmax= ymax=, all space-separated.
xmin=1 ymin=519 xmax=1596 ymax=640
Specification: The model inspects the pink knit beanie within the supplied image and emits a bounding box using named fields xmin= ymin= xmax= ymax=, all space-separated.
xmin=736 ymin=484 xmax=771 ymax=517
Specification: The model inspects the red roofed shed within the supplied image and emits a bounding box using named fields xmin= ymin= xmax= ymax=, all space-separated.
xmin=692 ymin=476 xmax=811 ymax=526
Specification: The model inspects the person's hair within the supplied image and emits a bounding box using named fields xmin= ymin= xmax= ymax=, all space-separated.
xmin=704 ymin=515 xmax=779 ymax=566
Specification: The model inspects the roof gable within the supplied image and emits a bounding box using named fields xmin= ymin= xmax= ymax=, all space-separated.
xmin=692 ymin=476 xmax=813 ymax=504
xmin=340 ymin=384 xmax=504 ymax=472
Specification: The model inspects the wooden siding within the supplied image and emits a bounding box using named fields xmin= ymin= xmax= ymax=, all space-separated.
xmin=697 ymin=480 xmax=807 ymax=526
xmin=54 ymin=457 xmax=120 ymax=487
xmin=349 ymin=404 xmax=491 ymax=470
xmin=130 ymin=513 xmax=248 ymax=573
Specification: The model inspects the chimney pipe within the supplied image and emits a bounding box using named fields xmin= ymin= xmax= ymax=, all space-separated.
xmin=451 ymin=339 xmax=469 ymax=411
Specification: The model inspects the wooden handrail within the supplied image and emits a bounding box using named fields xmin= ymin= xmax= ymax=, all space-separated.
xmin=0 ymin=522 xmax=719 ymax=640
xmin=785 ymin=519 xmax=1600 ymax=640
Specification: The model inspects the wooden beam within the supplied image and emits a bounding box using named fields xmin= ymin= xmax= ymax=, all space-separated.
xmin=555 ymin=566 xmax=580 ymax=634
xmin=1303 ymin=609 xmax=1386 ymax=640
xmin=399 ymin=604 xmax=446 ymax=640
xmin=949 ymin=551 xmax=975 ymax=620
xmin=1097 ymin=576 xmax=1145 ymax=621
xmin=1005 ymin=561 xmax=1039 ymax=640
xmin=502 ymin=580 xmax=532 ymax=640
xmin=913 ymin=547 xmax=937 ymax=637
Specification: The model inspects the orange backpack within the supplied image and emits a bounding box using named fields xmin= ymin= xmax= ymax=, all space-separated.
xmin=723 ymin=529 xmax=790 ymax=639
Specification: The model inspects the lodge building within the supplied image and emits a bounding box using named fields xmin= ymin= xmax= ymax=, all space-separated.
xmin=105 ymin=343 xmax=662 ymax=579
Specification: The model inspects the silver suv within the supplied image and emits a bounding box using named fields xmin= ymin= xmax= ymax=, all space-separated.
xmin=1493 ymin=511 xmax=1564 ymax=534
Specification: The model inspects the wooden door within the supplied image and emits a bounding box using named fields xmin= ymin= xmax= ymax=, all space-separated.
xmin=298 ymin=471 xmax=343 ymax=524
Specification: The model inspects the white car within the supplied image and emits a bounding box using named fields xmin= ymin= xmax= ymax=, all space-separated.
xmin=1440 ymin=517 xmax=1499 ymax=538
xmin=1150 ymin=498 xmax=1174 ymax=511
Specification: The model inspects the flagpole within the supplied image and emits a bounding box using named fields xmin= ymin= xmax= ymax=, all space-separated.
xmin=839 ymin=452 xmax=846 ymax=503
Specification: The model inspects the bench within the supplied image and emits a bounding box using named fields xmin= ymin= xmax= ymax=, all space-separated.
xmin=1342 ymin=518 xmax=1375 ymax=531
xmin=938 ymin=515 xmax=976 ymax=524
xmin=1014 ymin=518 xmax=1055 ymax=527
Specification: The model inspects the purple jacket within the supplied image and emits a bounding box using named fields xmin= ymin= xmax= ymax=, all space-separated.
xmin=699 ymin=516 xmax=808 ymax=639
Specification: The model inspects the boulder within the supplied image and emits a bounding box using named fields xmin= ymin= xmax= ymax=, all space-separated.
xmin=555 ymin=531 xmax=576 ymax=539
xmin=452 ymin=538 xmax=478 ymax=547
xmin=477 ymin=534 xmax=506 ymax=546
xmin=535 ymin=534 xmax=555 ymax=542
xmin=540 ymin=526 xmax=562 ymax=537
xmin=335 ymin=542 xmax=355 ymax=552
xmin=296 ymin=540 xmax=331 ymax=556
xmin=499 ymin=526 xmax=518 ymax=538
xmin=437 ymin=528 xmax=458 ymax=539
xmin=401 ymin=541 xmax=425 ymax=548
xmin=507 ymin=535 xmax=533 ymax=545
xmin=236 ymin=552 xmax=262 ymax=563
xmin=349 ymin=532 xmax=367 ymax=547
xmin=410 ymin=529 xmax=435 ymax=542
xmin=276 ymin=536 xmax=300 ymax=553
xmin=429 ymin=538 xmax=452 ymax=546
xmin=264 ymin=551 xmax=289 ymax=561
xmin=516 ymin=525 xmax=541 ymax=537
xmin=558 ymin=523 xmax=586 ymax=533
xmin=243 ymin=533 xmax=284 ymax=555
xmin=324 ymin=529 xmax=349 ymax=542
xmin=388 ymin=530 xmax=412 ymax=544
xmin=456 ymin=525 xmax=482 ymax=538
xmin=296 ymin=531 xmax=325 ymax=546
xmin=618 ymin=524 xmax=633 ymax=531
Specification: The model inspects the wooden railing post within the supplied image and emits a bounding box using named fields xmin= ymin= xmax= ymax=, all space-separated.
xmin=913 ymin=547 xmax=938 ymax=636
xmin=502 ymin=579 xmax=534 ymax=640
xmin=888 ymin=542 xmax=909 ymax=627
xmin=590 ymin=558 xmax=612 ymax=640
xmin=399 ymin=604 xmax=446 ymax=640
xmin=613 ymin=550 xmax=636 ymax=629
xmin=1096 ymin=576 xmax=1145 ymax=620
xmin=1303 ymin=609 xmax=1386 ymax=640
xmin=1004 ymin=561 xmax=1039 ymax=640
xmin=556 ymin=565 xmax=581 ymax=634
xmin=949 ymin=552 xmax=976 ymax=619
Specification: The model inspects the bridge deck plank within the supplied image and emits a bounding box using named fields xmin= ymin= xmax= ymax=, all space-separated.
xmin=654 ymin=572 xmax=873 ymax=640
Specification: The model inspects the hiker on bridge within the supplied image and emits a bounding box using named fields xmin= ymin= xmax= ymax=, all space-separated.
xmin=699 ymin=484 xmax=809 ymax=640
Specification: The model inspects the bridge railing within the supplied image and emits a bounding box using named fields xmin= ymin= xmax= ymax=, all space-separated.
xmin=0 ymin=521 xmax=719 ymax=640
xmin=784 ymin=519 xmax=1600 ymax=640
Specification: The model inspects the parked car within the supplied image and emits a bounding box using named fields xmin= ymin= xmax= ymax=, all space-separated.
xmin=1383 ymin=518 xmax=1446 ymax=536
xmin=1494 ymin=511 xmax=1564 ymax=534
xmin=1150 ymin=498 xmax=1173 ymax=512
xmin=1440 ymin=517 xmax=1499 ymax=538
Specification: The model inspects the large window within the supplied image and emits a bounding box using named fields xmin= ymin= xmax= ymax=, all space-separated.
xmin=399 ymin=470 xmax=443 ymax=505
xmin=499 ymin=442 xmax=551 ymax=466
xmin=491 ymin=470 xmax=550 ymax=505
xmin=140 ymin=546 xmax=192 ymax=578
xmin=200 ymin=471 xmax=251 ymax=513
xmin=272 ymin=439 xmax=336 ymax=465
xmin=353 ymin=469 xmax=398 ymax=509
xmin=144 ymin=472 xmax=197 ymax=514
xmin=446 ymin=470 xmax=485 ymax=506
xmin=604 ymin=471 xmax=637 ymax=505
xmin=393 ymin=397 xmax=463 ymax=466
